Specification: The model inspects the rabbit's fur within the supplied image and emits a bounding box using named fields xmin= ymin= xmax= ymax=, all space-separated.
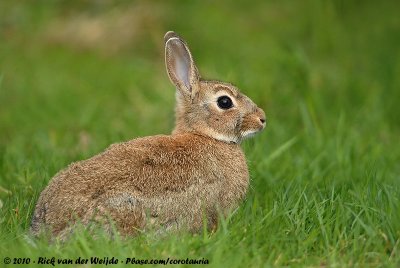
xmin=30 ymin=31 xmax=266 ymax=239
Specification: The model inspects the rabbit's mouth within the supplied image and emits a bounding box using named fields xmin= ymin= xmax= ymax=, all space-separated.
xmin=239 ymin=117 xmax=266 ymax=140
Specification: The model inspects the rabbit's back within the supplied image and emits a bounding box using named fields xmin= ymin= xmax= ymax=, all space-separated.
xmin=31 ymin=133 xmax=249 ymax=237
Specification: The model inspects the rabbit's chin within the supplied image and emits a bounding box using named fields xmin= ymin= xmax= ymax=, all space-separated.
xmin=240 ymin=129 xmax=262 ymax=140
xmin=209 ymin=129 xmax=262 ymax=144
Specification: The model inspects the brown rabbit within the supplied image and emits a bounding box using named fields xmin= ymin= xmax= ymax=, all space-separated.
xmin=30 ymin=31 xmax=266 ymax=239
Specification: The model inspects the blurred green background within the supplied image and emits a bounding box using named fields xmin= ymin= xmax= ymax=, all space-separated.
xmin=1 ymin=0 xmax=399 ymax=267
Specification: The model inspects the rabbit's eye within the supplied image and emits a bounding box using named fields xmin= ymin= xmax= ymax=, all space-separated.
xmin=217 ymin=96 xmax=233 ymax=110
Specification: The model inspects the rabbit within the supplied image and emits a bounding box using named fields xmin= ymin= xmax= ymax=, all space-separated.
xmin=30 ymin=31 xmax=266 ymax=240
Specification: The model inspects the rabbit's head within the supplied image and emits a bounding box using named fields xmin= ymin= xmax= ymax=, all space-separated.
xmin=165 ymin=31 xmax=266 ymax=144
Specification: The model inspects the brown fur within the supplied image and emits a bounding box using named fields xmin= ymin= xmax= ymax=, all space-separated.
xmin=30 ymin=31 xmax=266 ymax=239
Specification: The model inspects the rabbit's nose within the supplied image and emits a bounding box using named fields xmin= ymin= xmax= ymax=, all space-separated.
xmin=256 ymin=107 xmax=266 ymax=126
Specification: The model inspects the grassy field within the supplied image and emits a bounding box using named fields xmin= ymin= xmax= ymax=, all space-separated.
xmin=1 ymin=1 xmax=400 ymax=267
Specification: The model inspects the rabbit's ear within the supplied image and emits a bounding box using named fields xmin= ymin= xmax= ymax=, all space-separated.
xmin=165 ymin=32 xmax=199 ymax=95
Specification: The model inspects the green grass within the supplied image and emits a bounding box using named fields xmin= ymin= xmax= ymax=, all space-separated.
xmin=1 ymin=0 xmax=400 ymax=267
